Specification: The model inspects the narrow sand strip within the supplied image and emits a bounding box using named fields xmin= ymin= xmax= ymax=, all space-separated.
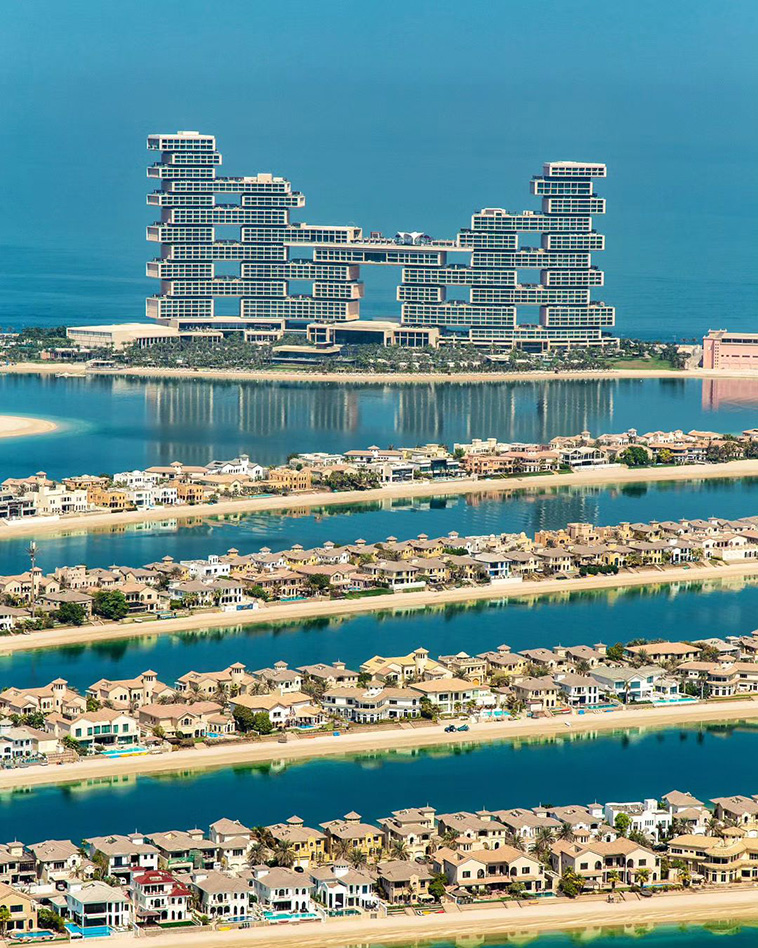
xmin=103 ymin=885 xmax=758 ymax=948
xmin=0 ymin=414 xmax=57 ymax=438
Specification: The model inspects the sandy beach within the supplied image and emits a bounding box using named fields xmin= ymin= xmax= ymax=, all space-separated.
xmin=1 ymin=695 xmax=754 ymax=793
xmin=2 ymin=458 xmax=758 ymax=542
xmin=0 ymin=558 xmax=756 ymax=657
xmin=102 ymin=886 xmax=758 ymax=948
xmin=4 ymin=360 xmax=758 ymax=385
xmin=0 ymin=414 xmax=57 ymax=439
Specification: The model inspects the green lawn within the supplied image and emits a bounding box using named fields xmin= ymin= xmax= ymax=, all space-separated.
xmin=610 ymin=358 xmax=681 ymax=370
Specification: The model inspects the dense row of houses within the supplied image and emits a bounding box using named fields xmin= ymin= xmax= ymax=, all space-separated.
xmin=3 ymin=513 xmax=758 ymax=633
xmin=292 ymin=426 xmax=758 ymax=482
xmin=4 ymin=785 xmax=758 ymax=936
xmin=0 ymin=455 xmax=310 ymax=523
xmin=2 ymin=426 xmax=756 ymax=526
xmin=5 ymin=624 xmax=758 ymax=763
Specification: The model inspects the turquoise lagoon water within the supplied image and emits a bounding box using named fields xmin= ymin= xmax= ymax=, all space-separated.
xmin=3 ymin=477 xmax=758 ymax=577
xmin=384 ymin=927 xmax=758 ymax=948
xmin=3 ymin=577 xmax=758 ymax=693
xmin=1 ymin=374 xmax=758 ymax=478
xmin=2 ymin=721 xmax=758 ymax=845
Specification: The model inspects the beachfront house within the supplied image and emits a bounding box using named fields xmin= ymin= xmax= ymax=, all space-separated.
xmin=188 ymin=870 xmax=251 ymax=919
xmin=66 ymin=881 xmax=131 ymax=931
xmin=511 ymin=677 xmax=560 ymax=712
xmin=550 ymin=837 xmax=659 ymax=887
xmin=554 ymin=673 xmax=600 ymax=707
xmin=434 ymin=845 xmax=549 ymax=893
xmin=249 ymin=866 xmax=315 ymax=914
xmin=54 ymin=709 xmax=140 ymax=750
xmin=309 ymin=864 xmax=375 ymax=911
xmin=590 ymin=665 xmax=664 ymax=703
xmin=0 ymin=882 xmax=38 ymax=932
xmin=376 ymin=859 xmax=435 ymax=903
xmin=131 ymin=869 xmax=192 ymax=924
xmin=409 ymin=678 xmax=488 ymax=714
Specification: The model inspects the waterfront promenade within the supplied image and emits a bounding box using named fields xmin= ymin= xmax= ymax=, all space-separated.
xmin=2 ymin=559 xmax=757 ymax=655
xmin=0 ymin=696 xmax=754 ymax=792
xmin=3 ymin=458 xmax=758 ymax=540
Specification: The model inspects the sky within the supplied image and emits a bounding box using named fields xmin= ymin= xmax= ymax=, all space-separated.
xmin=1 ymin=0 xmax=757 ymax=338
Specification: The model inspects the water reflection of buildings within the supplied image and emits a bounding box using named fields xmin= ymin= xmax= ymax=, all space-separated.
xmin=702 ymin=378 xmax=758 ymax=413
xmin=107 ymin=374 xmax=658 ymax=466
xmin=393 ymin=380 xmax=619 ymax=446
xmin=140 ymin=380 xmax=359 ymax=464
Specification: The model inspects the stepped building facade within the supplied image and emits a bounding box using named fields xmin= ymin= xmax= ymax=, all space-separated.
xmin=146 ymin=131 xmax=614 ymax=351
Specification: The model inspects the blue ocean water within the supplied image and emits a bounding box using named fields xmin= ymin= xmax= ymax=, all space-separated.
xmin=1 ymin=1 xmax=756 ymax=340
xmin=2 ymin=577 xmax=756 ymax=694
xmin=2 ymin=720 xmax=758 ymax=844
xmin=1 ymin=373 xmax=758 ymax=478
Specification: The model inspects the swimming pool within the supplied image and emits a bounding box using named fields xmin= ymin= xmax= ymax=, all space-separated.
xmin=10 ymin=932 xmax=55 ymax=941
xmin=98 ymin=746 xmax=148 ymax=758
xmin=65 ymin=923 xmax=112 ymax=938
xmin=262 ymin=911 xmax=320 ymax=923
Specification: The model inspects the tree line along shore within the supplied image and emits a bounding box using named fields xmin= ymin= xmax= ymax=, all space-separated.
xmin=0 ymin=328 xmax=690 ymax=377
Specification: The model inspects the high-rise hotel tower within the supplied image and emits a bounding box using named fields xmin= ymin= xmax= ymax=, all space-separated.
xmin=147 ymin=131 xmax=614 ymax=350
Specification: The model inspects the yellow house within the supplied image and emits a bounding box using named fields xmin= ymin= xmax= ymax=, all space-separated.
xmin=267 ymin=467 xmax=313 ymax=492
xmin=87 ymin=486 xmax=132 ymax=511
xmin=0 ymin=882 xmax=38 ymax=932
xmin=320 ymin=812 xmax=385 ymax=858
xmin=360 ymin=647 xmax=450 ymax=683
xmin=266 ymin=816 xmax=328 ymax=869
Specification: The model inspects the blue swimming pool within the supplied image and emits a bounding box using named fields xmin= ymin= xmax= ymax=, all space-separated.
xmin=262 ymin=911 xmax=319 ymax=923
xmin=65 ymin=923 xmax=112 ymax=938
xmin=10 ymin=933 xmax=55 ymax=942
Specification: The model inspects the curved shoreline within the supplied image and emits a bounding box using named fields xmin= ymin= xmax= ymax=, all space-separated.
xmin=3 ymin=459 xmax=758 ymax=541
xmin=104 ymin=887 xmax=758 ymax=948
xmin=0 ymin=414 xmax=57 ymax=439
xmin=4 ymin=359 xmax=758 ymax=385
xmin=1 ymin=559 xmax=757 ymax=656
xmin=0 ymin=696 xmax=755 ymax=793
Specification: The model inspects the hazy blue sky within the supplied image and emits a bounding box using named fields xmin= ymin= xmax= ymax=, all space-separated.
xmin=1 ymin=0 xmax=757 ymax=337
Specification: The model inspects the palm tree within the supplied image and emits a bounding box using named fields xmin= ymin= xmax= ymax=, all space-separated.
xmin=607 ymin=869 xmax=620 ymax=892
xmin=272 ymin=841 xmax=296 ymax=868
xmin=248 ymin=840 xmax=270 ymax=865
xmin=635 ymin=867 xmax=650 ymax=888
xmin=438 ymin=829 xmax=460 ymax=849
xmin=389 ymin=840 xmax=410 ymax=861
xmin=0 ymin=905 xmax=11 ymax=936
xmin=331 ymin=838 xmax=353 ymax=861
xmin=347 ymin=848 xmax=368 ymax=868
xmin=503 ymin=831 xmax=525 ymax=852
xmin=531 ymin=826 xmax=556 ymax=860
xmin=558 ymin=822 xmax=575 ymax=842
